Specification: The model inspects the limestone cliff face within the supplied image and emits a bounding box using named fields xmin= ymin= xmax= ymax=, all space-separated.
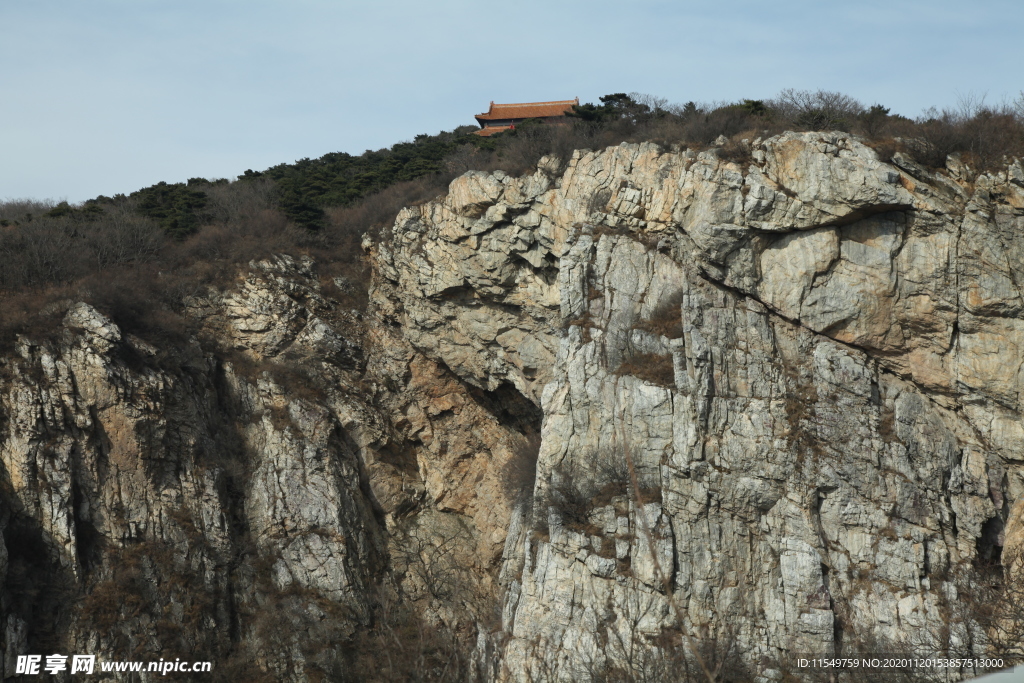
xmin=0 ymin=133 xmax=1022 ymax=680
xmin=371 ymin=134 xmax=1024 ymax=679
xmin=0 ymin=258 xmax=536 ymax=679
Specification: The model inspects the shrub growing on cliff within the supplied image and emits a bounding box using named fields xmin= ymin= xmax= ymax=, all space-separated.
xmin=636 ymin=289 xmax=686 ymax=339
xmin=938 ymin=546 xmax=1024 ymax=666
xmin=501 ymin=432 xmax=542 ymax=506
xmin=548 ymin=464 xmax=597 ymax=532
xmin=911 ymin=94 xmax=1024 ymax=170
xmin=615 ymin=352 xmax=676 ymax=388
xmin=769 ymin=88 xmax=866 ymax=131
xmin=546 ymin=451 xmax=657 ymax=535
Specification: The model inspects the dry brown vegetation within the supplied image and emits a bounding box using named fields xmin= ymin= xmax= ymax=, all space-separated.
xmin=2 ymin=90 xmax=1022 ymax=356
xmin=635 ymin=289 xmax=686 ymax=339
xmin=501 ymin=431 xmax=543 ymax=507
xmin=615 ymin=352 xmax=676 ymax=388
xmin=546 ymin=452 xmax=662 ymax=537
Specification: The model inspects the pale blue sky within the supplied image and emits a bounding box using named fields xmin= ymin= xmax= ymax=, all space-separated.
xmin=2 ymin=0 xmax=1021 ymax=202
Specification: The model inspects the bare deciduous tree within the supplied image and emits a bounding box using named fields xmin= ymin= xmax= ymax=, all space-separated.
xmin=769 ymin=89 xmax=866 ymax=131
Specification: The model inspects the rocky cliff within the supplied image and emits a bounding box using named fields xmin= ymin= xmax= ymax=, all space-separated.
xmin=1 ymin=132 xmax=1022 ymax=681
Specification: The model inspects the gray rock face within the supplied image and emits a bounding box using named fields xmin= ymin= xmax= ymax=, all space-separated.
xmin=372 ymin=133 xmax=1024 ymax=679
xmin=0 ymin=132 xmax=1021 ymax=680
xmin=0 ymin=261 xmax=389 ymax=679
xmin=0 ymin=251 xmax=535 ymax=679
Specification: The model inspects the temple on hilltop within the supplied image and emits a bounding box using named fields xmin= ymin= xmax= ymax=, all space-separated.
xmin=473 ymin=98 xmax=579 ymax=136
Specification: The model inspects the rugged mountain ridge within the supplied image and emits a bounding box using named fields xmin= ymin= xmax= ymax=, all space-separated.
xmin=1 ymin=132 xmax=1022 ymax=680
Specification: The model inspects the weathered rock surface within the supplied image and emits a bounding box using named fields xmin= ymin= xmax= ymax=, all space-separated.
xmin=0 ymin=250 xmax=536 ymax=679
xmin=0 ymin=132 xmax=1022 ymax=681
xmin=372 ymin=133 xmax=1024 ymax=680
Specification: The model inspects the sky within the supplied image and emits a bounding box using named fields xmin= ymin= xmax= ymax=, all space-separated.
xmin=2 ymin=0 xmax=1022 ymax=203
